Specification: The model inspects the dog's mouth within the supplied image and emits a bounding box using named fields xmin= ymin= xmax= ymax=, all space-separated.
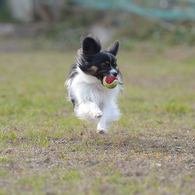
xmin=104 ymin=76 xmax=118 ymax=83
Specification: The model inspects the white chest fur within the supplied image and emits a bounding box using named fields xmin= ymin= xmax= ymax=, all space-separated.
xmin=71 ymin=67 xmax=120 ymax=108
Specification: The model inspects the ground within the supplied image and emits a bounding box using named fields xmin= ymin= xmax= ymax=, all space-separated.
xmin=0 ymin=46 xmax=195 ymax=195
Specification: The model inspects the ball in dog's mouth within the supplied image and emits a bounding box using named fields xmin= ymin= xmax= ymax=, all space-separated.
xmin=103 ymin=76 xmax=118 ymax=89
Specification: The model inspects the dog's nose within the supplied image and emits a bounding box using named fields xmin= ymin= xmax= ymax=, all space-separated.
xmin=113 ymin=72 xmax=118 ymax=77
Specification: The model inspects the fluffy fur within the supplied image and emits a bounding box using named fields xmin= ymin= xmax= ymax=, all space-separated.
xmin=65 ymin=36 xmax=122 ymax=134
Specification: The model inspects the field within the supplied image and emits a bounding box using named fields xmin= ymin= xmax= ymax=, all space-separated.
xmin=0 ymin=46 xmax=195 ymax=195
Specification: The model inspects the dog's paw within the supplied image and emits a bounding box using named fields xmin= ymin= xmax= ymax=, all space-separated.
xmin=97 ymin=129 xmax=106 ymax=134
xmin=93 ymin=111 xmax=102 ymax=119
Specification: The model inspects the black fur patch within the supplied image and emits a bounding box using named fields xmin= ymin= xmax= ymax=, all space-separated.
xmin=82 ymin=36 xmax=101 ymax=56
xmin=77 ymin=36 xmax=120 ymax=81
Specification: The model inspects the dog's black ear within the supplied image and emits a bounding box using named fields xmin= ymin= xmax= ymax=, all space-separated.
xmin=82 ymin=36 xmax=101 ymax=55
xmin=106 ymin=40 xmax=119 ymax=56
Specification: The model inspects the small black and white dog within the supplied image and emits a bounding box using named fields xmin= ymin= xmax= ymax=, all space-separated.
xmin=65 ymin=36 xmax=122 ymax=134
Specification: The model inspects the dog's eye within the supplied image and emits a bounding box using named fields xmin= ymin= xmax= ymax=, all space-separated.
xmin=102 ymin=63 xmax=108 ymax=68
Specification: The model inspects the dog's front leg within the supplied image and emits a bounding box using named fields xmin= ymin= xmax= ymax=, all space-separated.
xmin=76 ymin=101 xmax=102 ymax=120
xmin=89 ymin=102 xmax=102 ymax=119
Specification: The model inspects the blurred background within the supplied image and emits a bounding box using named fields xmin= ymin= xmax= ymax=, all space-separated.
xmin=0 ymin=0 xmax=195 ymax=52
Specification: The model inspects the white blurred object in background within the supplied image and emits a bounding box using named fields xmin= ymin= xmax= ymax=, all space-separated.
xmin=7 ymin=0 xmax=34 ymax=22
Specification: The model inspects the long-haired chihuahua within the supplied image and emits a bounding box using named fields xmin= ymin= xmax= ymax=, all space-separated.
xmin=65 ymin=36 xmax=122 ymax=134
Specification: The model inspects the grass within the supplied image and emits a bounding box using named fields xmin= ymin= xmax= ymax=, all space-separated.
xmin=0 ymin=46 xmax=195 ymax=195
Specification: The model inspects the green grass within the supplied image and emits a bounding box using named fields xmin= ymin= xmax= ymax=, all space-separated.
xmin=0 ymin=48 xmax=195 ymax=195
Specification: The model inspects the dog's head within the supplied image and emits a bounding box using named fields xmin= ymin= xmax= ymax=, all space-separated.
xmin=77 ymin=36 xmax=120 ymax=82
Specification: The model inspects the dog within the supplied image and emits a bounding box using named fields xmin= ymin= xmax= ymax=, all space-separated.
xmin=65 ymin=36 xmax=122 ymax=134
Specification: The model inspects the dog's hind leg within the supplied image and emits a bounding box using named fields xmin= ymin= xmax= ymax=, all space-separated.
xmin=97 ymin=120 xmax=107 ymax=134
